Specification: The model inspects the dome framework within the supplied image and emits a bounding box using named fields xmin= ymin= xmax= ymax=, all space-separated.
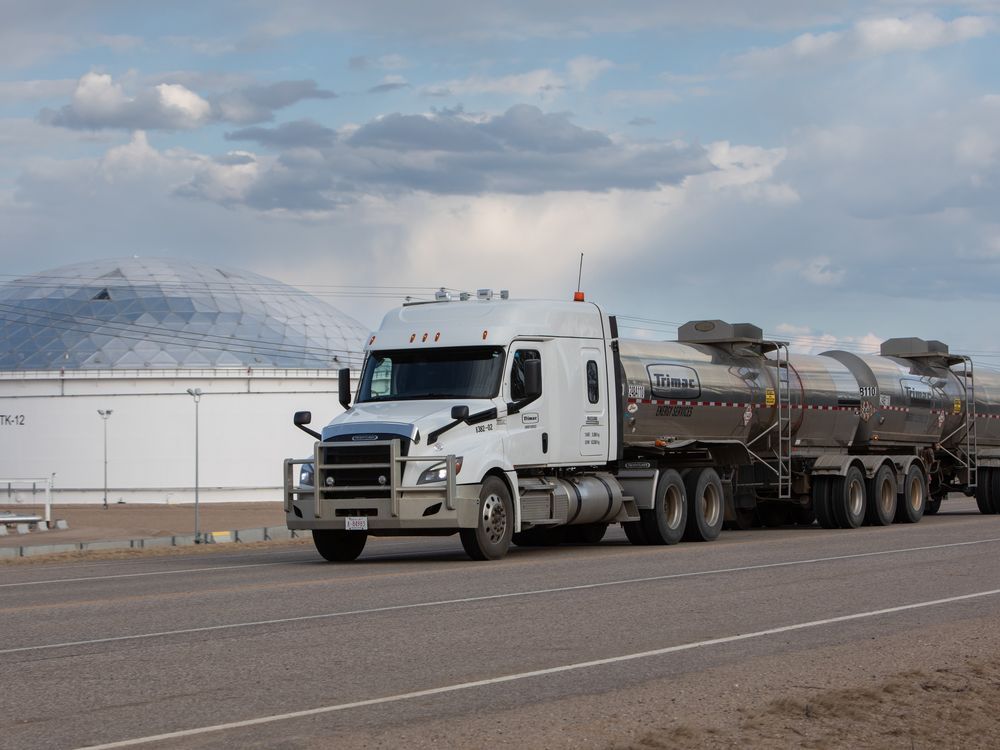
xmin=0 ymin=258 xmax=369 ymax=370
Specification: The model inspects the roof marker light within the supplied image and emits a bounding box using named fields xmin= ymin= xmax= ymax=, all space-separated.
xmin=422 ymin=333 xmax=428 ymax=343
xmin=573 ymin=291 xmax=585 ymax=302
xmin=434 ymin=332 xmax=441 ymax=342
xmin=368 ymin=335 xmax=376 ymax=346
xmin=409 ymin=334 xmax=416 ymax=343
xmin=482 ymin=330 xmax=488 ymax=340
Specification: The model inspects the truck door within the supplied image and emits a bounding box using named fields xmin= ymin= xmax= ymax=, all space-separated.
xmin=506 ymin=344 xmax=549 ymax=467
xmin=579 ymin=347 xmax=609 ymax=459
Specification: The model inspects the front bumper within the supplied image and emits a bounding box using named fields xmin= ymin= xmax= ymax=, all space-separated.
xmin=283 ymin=439 xmax=481 ymax=531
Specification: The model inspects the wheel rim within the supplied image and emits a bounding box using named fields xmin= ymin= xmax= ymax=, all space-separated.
xmin=665 ymin=485 xmax=683 ymax=529
xmin=702 ymin=483 xmax=721 ymax=527
xmin=848 ymin=478 xmax=863 ymax=517
xmin=880 ymin=478 xmax=894 ymax=515
xmin=909 ymin=476 xmax=923 ymax=511
xmin=481 ymin=493 xmax=507 ymax=544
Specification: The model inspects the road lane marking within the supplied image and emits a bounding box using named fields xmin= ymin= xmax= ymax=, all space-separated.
xmin=75 ymin=586 xmax=1000 ymax=749
xmin=6 ymin=535 xmax=1000 ymax=656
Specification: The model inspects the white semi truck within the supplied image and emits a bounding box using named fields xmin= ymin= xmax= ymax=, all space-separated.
xmin=284 ymin=290 xmax=999 ymax=561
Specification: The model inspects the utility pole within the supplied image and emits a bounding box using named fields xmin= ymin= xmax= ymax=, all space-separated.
xmin=186 ymin=388 xmax=203 ymax=543
xmin=97 ymin=409 xmax=112 ymax=510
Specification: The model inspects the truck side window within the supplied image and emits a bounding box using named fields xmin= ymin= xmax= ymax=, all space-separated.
xmin=371 ymin=358 xmax=392 ymax=397
xmin=510 ymin=349 xmax=540 ymax=400
xmin=587 ymin=360 xmax=599 ymax=404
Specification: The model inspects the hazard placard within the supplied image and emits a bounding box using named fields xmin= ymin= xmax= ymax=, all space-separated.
xmin=765 ymin=388 xmax=776 ymax=407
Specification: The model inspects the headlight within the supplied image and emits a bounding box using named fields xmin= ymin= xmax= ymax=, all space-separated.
xmin=299 ymin=462 xmax=315 ymax=487
xmin=417 ymin=457 xmax=463 ymax=484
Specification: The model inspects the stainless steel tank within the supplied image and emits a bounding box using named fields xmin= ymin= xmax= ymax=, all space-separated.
xmin=618 ymin=321 xmax=860 ymax=452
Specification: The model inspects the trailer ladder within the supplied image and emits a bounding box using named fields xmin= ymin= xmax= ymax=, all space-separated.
xmin=743 ymin=341 xmax=792 ymax=499
xmin=940 ymin=356 xmax=978 ymax=489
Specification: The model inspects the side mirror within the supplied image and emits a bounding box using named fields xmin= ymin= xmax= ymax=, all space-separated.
xmin=451 ymin=405 xmax=470 ymax=421
xmin=524 ymin=358 xmax=542 ymax=399
xmin=293 ymin=410 xmax=321 ymax=440
xmin=338 ymin=367 xmax=352 ymax=409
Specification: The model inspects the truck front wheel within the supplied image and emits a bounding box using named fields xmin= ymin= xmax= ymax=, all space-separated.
xmin=460 ymin=477 xmax=514 ymax=561
xmin=312 ymin=529 xmax=367 ymax=562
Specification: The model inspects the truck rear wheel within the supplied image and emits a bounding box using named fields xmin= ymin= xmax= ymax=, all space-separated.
xmin=895 ymin=464 xmax=927 ymax=523
xmin=865 ymin=465 xmax=897 ymax=526
xmin=312 ymin=529 xmax=367 ymax=562
xmin=460 ymin=476 xmax=513 ymax=560
xmin=812 ymin=478 xmax=837 ymax=529
xmin=640 ymin=469 xmax=687 ymax=545
xmin=682 ymin=468 xmax=723 ymax=542
xmin=831 ymin=466 xmax=866 ymax=528
xmin=975 ymin=468 xmax=997 ymax=514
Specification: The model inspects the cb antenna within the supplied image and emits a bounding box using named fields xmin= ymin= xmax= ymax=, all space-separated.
xmin=574 ymin=253 xmax=585 ymax=302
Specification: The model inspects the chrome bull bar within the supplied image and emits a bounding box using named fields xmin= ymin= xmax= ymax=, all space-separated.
xmin=283 ymin=439 xmax=458 ymax=518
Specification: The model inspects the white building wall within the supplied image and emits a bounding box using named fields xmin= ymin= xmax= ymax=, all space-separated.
xmin=0 ymin=369 xmax=351 ymax=504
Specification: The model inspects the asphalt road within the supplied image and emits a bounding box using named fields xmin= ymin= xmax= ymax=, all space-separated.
xmin=3 ymin=498 xmax=1000 ymax=749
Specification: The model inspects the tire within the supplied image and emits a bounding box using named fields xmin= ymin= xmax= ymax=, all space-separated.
xmin=460 ymin=476 xmax=514 ymax=560
xmin=312 ymin=529 xmax=367 ymax=562
xmin=976 ymin=468 xmax=996 ymax=514
xmin=924 ymin=496 xmax=942 ymax=515
xmin=564 ymin=523 xmax=608 ymax=544
xmin=682 ymin=468 xmax=724 ymax=542
xmin=812 ymin=477 xmax=837 ymax=529
xmin=512 ymin=527 xmax=566 ymax=547
xmin=895 ymin=464 xmax=927 ymax=524
xmin=641 ymin=469 xmax=688 ymax=545
xmin=622 ymin=520 xmax=649 ymax=545
xmin=865 ymin=465 xmax=897 ymax=526
xmin=831 ymin=466 xmax=866 ymax=529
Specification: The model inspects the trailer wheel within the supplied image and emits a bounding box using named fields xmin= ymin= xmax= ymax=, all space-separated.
xmin=622 ymin=520 xmax=649 ymax=545
xmin=831 ymin=467 xmax=866 ymax=528
xmin=924 ymin=496 xmax=942 ymax=515
xmin=641 ymin=469 xmax=688 ymax=544
xmin=895 ymin=464 xmax=927 ymax=524
xmin=975 ymin=468 xmax=996 ymax=514
xmin=460 ymin=476 xmax=513 ymax=560
xmin=812 ymin=478 xmax=837 ymax=529
xmin=865 ymin=465 xmax=897 ymax=526
xmin=312 ymin=529 xmax=367 ymax=562
xmin=794 ymin=506 xmax=816 ymax=526
xmin=565 ymin=523 xmax=609 ymax=544
xmin=682 ymin=468 xmax=724 ymax=542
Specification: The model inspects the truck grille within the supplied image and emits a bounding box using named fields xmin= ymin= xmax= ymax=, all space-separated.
xmin=318 ymin=439 xmax=407 ymax=500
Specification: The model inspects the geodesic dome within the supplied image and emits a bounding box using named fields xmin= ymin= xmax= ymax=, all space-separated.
xmin=0 ymin=258 xmax=369 ymax=369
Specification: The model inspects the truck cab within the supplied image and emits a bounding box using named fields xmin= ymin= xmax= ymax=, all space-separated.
xmin=284 ymin=292 xmax=627 ymax=561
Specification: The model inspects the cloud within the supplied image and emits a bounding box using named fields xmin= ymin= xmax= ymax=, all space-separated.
xmin=41 ymin=73 xmax=337 ymax=130
xmin=734 ymin=14 xmax=995 ymax=71
xmin=349 ymin=54 xmax=409 ymax=70
xmin=436 ymin=69 xmax=566 ymax=99
xmin=176 ymin=104 xmax=714 ymax=207
xmin=0 ymin=79 xmax=76 ymax=102
xmin=40 ymin=73 xmax=212 ymax=130
xmin=225 ymin=120 xmax=337 ymax=149
xmin=367 ymin=76 xmax=410 ymax=94
xmin=210 ymin=80 xmax=336 ymax=124
xmin=628 ymin=117 xmax=655 ymax=127
xmin=566 ymin=55 xmax=614 ymax=88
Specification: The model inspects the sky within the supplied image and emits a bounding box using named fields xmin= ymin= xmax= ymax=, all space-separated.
xmin=2 ymin=1 xmax=1000 ymax=363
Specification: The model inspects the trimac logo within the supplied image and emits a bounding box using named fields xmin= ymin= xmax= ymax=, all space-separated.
xmin=351 ymin=434 xmax=380 ymax=441
xmin=647 ymin=364 xmax=701 ymax=399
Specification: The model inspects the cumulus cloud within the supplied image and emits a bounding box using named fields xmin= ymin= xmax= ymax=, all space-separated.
xmin=40 ymin=73 xmax=212 ymax=130
xmin=774 ymin=323 xmax=881 ymax=354
xmin=734 ymin=14 xmax=994 ymax=71
xmin=40 ymin=73 xmax=336 ymax=131
xmin=349 ymin=54 xmax=409 ymax=70
xmin=367 ymin=76 xmax=410 ymax=94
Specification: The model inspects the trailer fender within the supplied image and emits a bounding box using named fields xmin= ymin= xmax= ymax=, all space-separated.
xmin=809 ymin=455 xmax=866 ymax=478
xmin=890 ymin=456 xmax=926 ymax=485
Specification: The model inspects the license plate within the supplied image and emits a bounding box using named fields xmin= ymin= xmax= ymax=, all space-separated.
xmin=345 ymin=516 xmax=368 ymax=531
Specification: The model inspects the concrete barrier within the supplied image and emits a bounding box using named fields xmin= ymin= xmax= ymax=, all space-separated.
xmin=234 ymin=527 xmax=266 ymax=543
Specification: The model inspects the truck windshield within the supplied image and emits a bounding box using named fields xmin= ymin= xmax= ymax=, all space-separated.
xmin=358 ymin=347 xmax=505 ymax=402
